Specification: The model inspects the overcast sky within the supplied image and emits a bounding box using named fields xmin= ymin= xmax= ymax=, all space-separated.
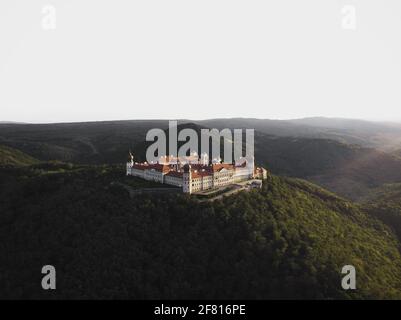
xmin=1 ymin=1 xmax=400 ymax=123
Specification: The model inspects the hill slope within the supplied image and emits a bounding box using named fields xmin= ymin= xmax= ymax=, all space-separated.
xmin=0 ymin=145 xmax=38 ymax=166
xmin=2 ymin=117 xmax=401 ymax=162
xmin=363 ymin=183 xmax=401 ymax=243
xmin=197 ymin=117 xmax=401 ymax=150
xmin=0 ymin=164 xmax=400 ymax=299
xmin=254 ymin=134 xmax=401 ymax=200
xmin=2 ymin=120 xmax=401 ymax=200
xmin=0 ymin=120 xmax=167 ymax=164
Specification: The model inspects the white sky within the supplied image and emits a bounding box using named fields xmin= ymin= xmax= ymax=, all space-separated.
xmin=0 ymin=1 xmax=401 ymax=123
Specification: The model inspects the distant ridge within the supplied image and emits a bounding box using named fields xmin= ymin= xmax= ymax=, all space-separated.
xmin=2 ymin=117 xmax=401 ymax=199
xmin=0 ymin=121 xmax=27 ymax=124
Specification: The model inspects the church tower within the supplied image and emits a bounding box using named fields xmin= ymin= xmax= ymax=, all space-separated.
xmin=182 ymin=164 xmax=192 ymax=194
xmin=126 ymin=150 xmax=134 ymax=175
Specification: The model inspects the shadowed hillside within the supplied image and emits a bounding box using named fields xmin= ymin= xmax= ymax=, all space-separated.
xmin=197 ymin=117 xmax=401 ymax=151
xmin=0 ymin=163 xmax=401 ymax=299
xmin=0 ymin=145 xmax=38 ymax=166
xmin=2 ymin=117 xmax=401 ymax=163
xmin=254 ymin=134 xmax=401 ymax=200
xmin=363 ymin=183 xmax=401 ymax=243
xmin=0 ymin=121 xmax=168 ymax=164
xmin=2 ymin=119 xmax=401 ymax=200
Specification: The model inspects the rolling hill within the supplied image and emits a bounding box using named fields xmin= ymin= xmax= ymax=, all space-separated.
xmin=254 ymin=133 xmax=401 ymax=200
xmin=197 ymin=117 xmax=401 ymax=151
xmin=0 ymin=145 xmax=38 ymax=166
xmin=1 ymin=163 xmax=401 ymax=299
xmin=2 ymin=118 xmax=401 ymax=200
xmin=0 ymin=120 xmax=167 ymax=164
xmin=2 ymin=117 xmax=401 ymax=163
xmin=362 ymin=183 xmax=401 ymax=243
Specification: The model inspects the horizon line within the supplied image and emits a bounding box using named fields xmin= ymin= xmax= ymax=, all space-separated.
xmin=2 ymin=116 xmax=401 ymax=126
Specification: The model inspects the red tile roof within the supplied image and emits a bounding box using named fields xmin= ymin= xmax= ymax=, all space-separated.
xmin=132 ymin=163 xmax=170 ymax=173
xmin=192 ymin=171 xmax=212 ymax=179
xmin=236 ymin=161 xmax=247 ymax=168
xmin=132 ymin=161 xmax=238 ymax=176
xmin=211 ymin=163 xmax=234 ymax=172
xmin=165 ymin=171 xmax=183 ymax=178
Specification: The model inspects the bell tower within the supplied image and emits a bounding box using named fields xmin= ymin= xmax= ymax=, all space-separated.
xmin=182 ymin=164 xmax=192 ymax=194
xmin=127 ymin=150 xmax=134 ymax=175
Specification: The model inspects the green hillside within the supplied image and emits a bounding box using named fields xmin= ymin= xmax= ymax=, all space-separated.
xmin=0 ymin=145 xmax=38 ymax=166
xmin=363 ymin=183 xmax=401 ymax=242
xmin=3 ymin=121 xmax=401 ymax=200
xmin=254 ymin=134 xmax=401 ymax=200
xmin=0 ymin=121 xmax=166 ymax=164
xmin=197 ymin=117 xmax=401 ymax=150
xmin=0 ymin=163 xmax=400 ymax=299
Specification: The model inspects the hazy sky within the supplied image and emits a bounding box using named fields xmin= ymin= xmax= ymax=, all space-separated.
xmin=1 ymin=1 xmax=401 ymax=123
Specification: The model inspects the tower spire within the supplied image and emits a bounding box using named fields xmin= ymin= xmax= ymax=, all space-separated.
xmin=128 ymin=149 xmax=134 ymax=163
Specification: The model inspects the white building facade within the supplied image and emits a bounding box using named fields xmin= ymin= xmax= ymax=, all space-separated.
xmin=126 ymin=152 xmax=267 ymax=194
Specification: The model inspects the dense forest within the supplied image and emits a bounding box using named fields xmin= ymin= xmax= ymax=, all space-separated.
xmin=1 ymin=160 xmax=401 ymax=299
xmin=363 ymin=183 xmax=401 ymax=243
xmin=2 ymin=119 xmax=401 ymax=299
xmin=2 ymin=120 xmax=401 ymax=200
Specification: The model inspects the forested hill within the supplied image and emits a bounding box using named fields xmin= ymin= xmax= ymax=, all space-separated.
xmin=254 ymin=134 xmax=401 ymax=200
xmin=363 ymin=183 xmax=401 ymax=243
xmin=1 ymin=163 xmax=401 ymax=299
xmin=0 ymin=145 xmax=38 ymax=166
xmin=2 ymin=120 xmax=401 ymax=201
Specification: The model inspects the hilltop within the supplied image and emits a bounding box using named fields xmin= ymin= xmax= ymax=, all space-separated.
xmin=3 ymin=119 xmax=401 ymax=200
xmin=0 ymin=162 xmax=400 ymax=299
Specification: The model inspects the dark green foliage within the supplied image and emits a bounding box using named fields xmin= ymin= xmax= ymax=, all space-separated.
xmin=0 ymin=145 xmax=38 ymax=166
xmin=0 ymin=121 xmax=168 ymax=164
xmin=254 ymin=133 xmax=401 ymax=200
xmin=1 ymin=163 xmax=400 ymax=299
xmin=3 ymin=121 xmax=401 ymax=201
xmin=363 ymin=183 xmax=401 ymax=242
